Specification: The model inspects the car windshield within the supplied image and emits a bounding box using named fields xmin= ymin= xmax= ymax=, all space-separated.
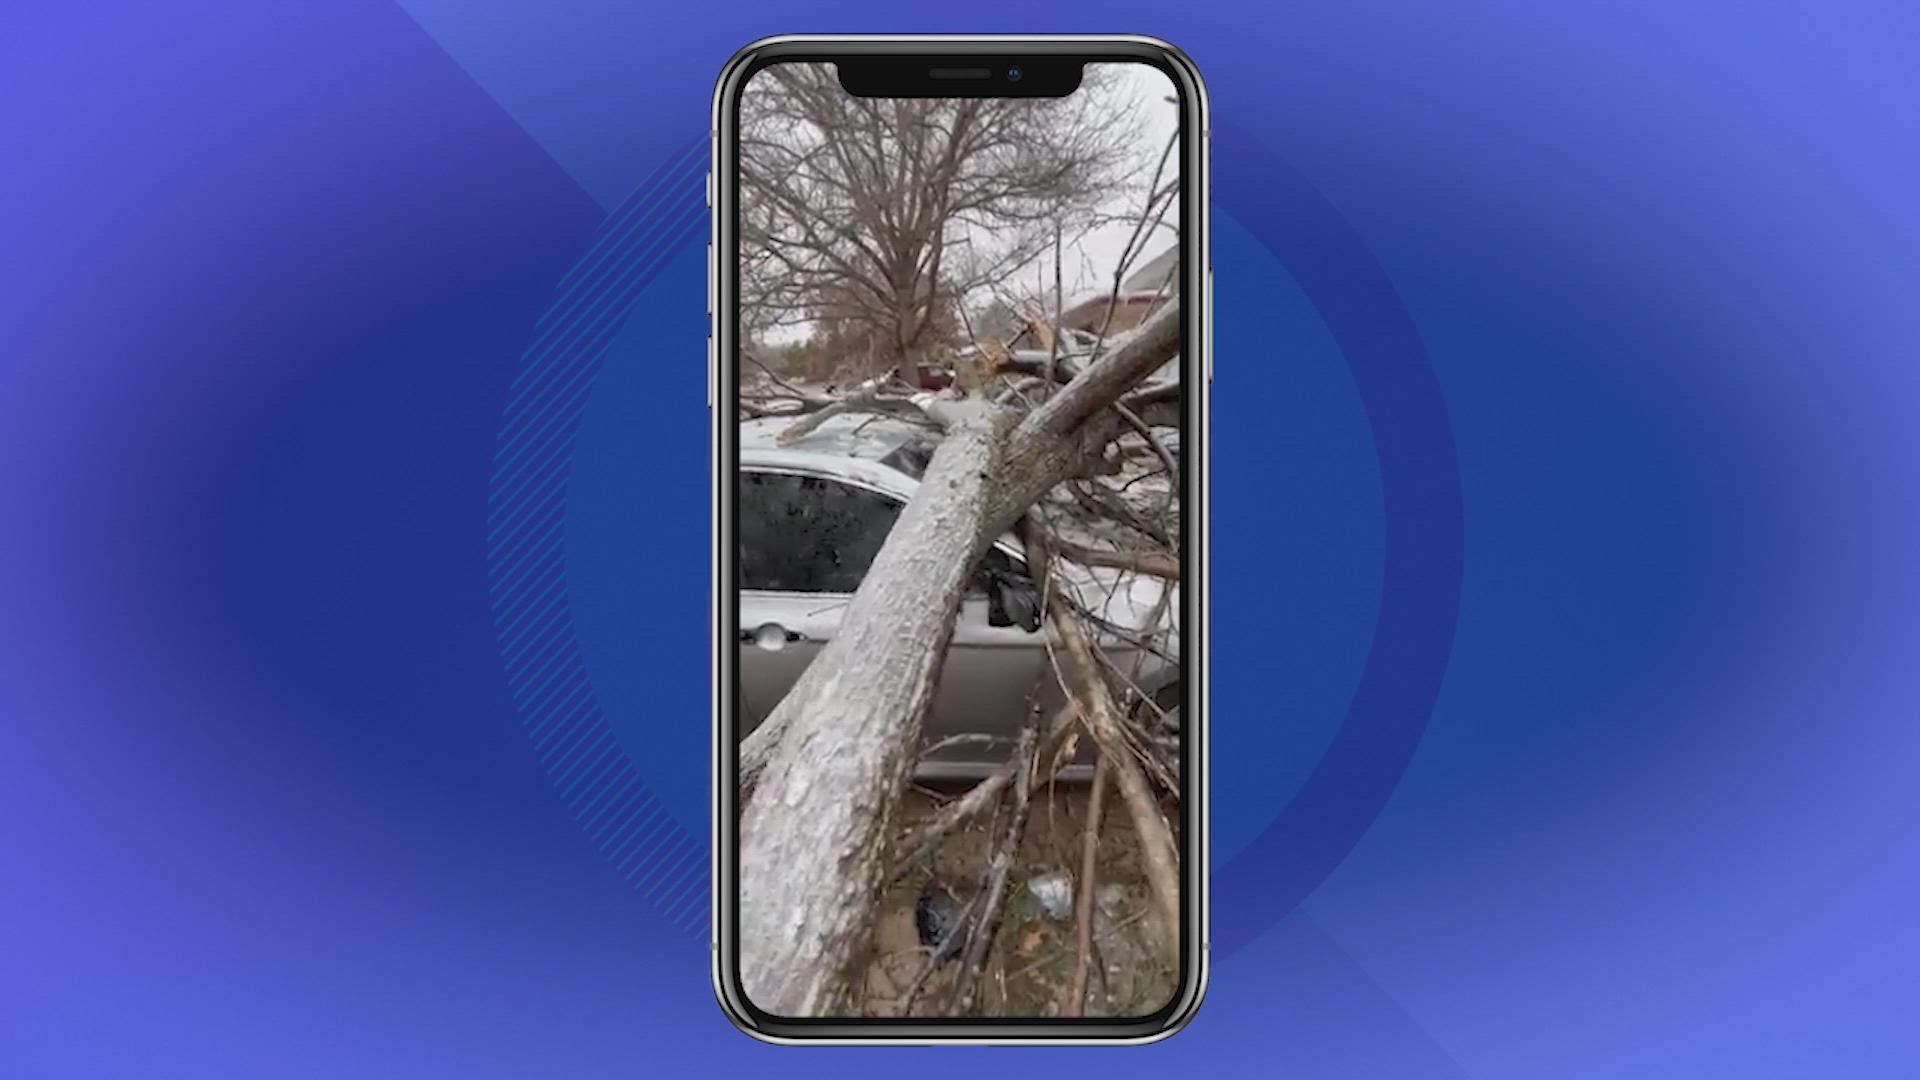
xmin=740 ymin=468 xmax=1033 ymax=617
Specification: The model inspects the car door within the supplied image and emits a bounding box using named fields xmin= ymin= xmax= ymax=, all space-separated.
xmin=919 ymin=547 xmax=1052 ymax=776
xmin=736 ymin=469 xmax=899 ymax=732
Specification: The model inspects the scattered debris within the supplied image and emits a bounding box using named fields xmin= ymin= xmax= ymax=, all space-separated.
xmin=1026 ymin=871 xmax=1075 ymax=921
xmin=914 ymin=885 xmax=965 ymax=952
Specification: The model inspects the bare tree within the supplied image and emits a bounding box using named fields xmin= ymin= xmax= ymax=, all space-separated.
xmin=739 ymin=63 xmax=1136 ymax=372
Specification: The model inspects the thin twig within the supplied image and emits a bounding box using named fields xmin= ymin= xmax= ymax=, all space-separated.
xmin=1065 ymin=756 xmax=1109 ymax=1017
xmin=1092 ymin=130 xmax=1180 ymax=355
xmin=742 ymin=350 xmax=830 ymax=405
xmin=1066 ymin=478 xmax=1173 ymax=549
xmin=947 ymin=708 xmax=1045 ymax=1016
xmin=917 ymin=733 xmax=1004 ymax=759
xmin=1112 ymin=401 xmax=1180 ymax=519
xmin=1047 ymin=219 xmax=1064 ymax=387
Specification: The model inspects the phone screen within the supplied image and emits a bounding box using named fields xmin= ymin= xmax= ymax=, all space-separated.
xmin=718 ymin=44 xmax=1200 ymax=1035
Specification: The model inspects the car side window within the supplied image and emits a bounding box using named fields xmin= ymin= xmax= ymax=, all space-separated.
xmin=739 ymin=471 xmax=903 ymax=593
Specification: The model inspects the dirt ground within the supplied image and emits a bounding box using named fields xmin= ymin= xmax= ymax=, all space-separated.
xmin=855 ymin=781 xmax=1178 ymax=1019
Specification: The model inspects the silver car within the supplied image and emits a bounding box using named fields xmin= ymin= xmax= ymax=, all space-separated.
xmin=737 ymin=412 xmax=1180 ymax=779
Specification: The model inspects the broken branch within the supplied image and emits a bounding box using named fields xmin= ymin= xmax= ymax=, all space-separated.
xmin=1051 ymin=535 xmax=1180 ymax=581
xmin=888 ymin=705 xmax=1076 ymax=887
xmin=946 ymin=707 xmax=1044 ymax=1017
xmin=1065 ymin=756 xmax=1110 ymax=1017
xmin=1042 ymin=545 xmax=1180 ymax=960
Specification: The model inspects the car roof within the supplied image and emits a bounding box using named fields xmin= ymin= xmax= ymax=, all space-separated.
xmin=739 ymin=411 xmax=924 ymax=458
xmin=739 ymin=412 xmax=939 ymax=497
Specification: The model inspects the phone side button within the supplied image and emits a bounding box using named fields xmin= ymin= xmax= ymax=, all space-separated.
xmin=1206 ymin=267 xmax=1215 ymax=383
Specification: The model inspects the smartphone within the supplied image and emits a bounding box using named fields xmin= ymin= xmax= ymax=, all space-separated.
xmin=711 ymin=35 xmax=1208 ymax=1042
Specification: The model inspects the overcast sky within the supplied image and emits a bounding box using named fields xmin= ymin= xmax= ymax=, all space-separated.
xmin=1035 ymin=61 xmax=1181 ymax=304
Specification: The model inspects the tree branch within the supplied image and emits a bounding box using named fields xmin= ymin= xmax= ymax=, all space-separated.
xmin=1019 ymin=299 xmax=1181 ymax=440
xmin=1065 ymin=756 xmax=1109 ymax=1017
xmin=1052 ymin=535 xmax=1181 ymax=581
xmin=1041 ymin=544 xmax=1180 ymax=960
xmin=946 ymin=706 xmax=1044 ymax=1016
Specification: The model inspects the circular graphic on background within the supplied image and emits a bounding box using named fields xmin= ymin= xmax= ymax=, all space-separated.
xmin=487 ymin=126 xmax=1462 ymax=955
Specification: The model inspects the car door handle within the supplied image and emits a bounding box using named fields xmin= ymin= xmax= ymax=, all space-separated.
xmin=741 ymin=623 xmax=804 ymax=649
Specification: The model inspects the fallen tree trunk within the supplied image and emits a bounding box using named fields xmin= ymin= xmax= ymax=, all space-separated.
xmin=737 ymin=301 xmax=1181 ymax=1017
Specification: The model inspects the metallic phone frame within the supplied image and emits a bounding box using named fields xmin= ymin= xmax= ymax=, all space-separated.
xmin=709 ymin=34 xmax=1210 ymax=1043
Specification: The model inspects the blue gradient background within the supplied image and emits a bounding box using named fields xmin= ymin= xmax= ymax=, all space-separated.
xmin=4 ymin=3 xmax=1916 ymax=1076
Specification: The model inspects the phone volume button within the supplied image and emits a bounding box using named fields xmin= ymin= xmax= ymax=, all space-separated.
xmin=1206 ymin=267 xmax=1215 ymax=383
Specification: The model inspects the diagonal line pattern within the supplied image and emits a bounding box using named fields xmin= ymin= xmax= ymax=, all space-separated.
xmin=487 ymin=136 xmax=708 ymax=939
